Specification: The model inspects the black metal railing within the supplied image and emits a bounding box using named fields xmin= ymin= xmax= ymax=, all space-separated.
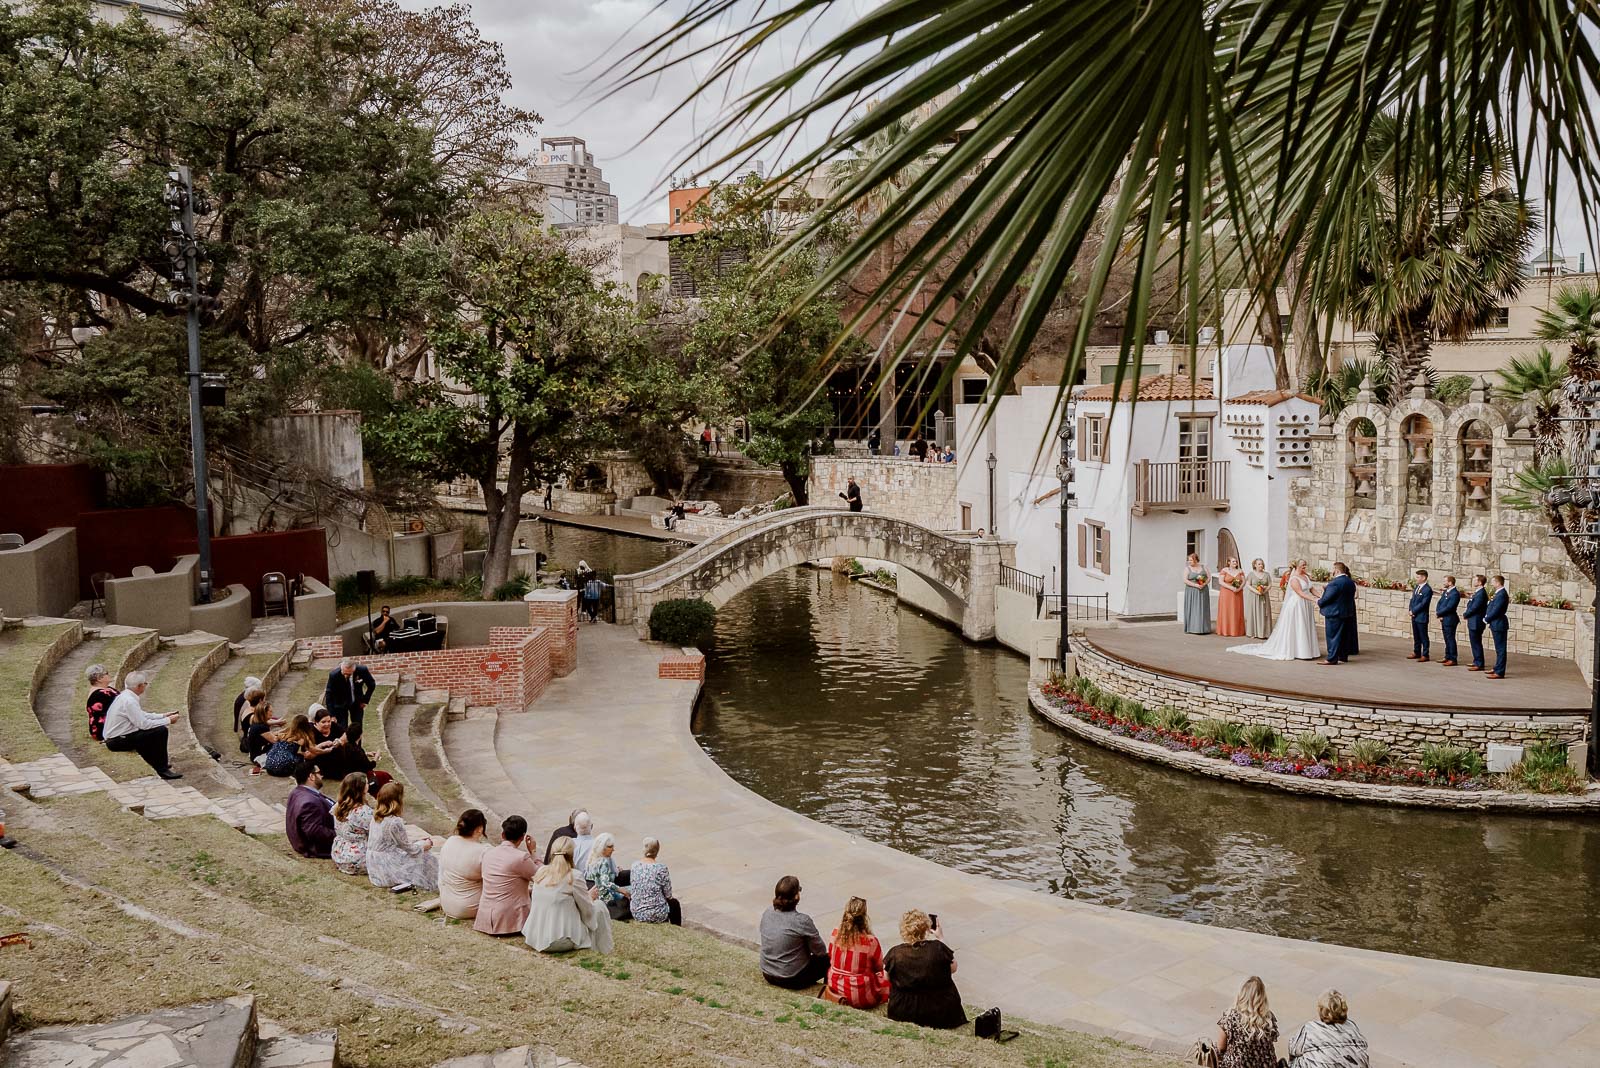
xmin=999 ymin=564 xmax=1044 ymax=598
xmin=1038 ymin=592 xmax=1110 ymax=621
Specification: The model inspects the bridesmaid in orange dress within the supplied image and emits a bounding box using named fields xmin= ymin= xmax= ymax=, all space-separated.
xmin=1216 ymin=556 xmax=1247 ymax=637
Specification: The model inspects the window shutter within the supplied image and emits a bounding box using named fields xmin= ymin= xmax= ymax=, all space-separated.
xmin=1101 ymin=419 xmax=1111 ymax=466
xmin=1099 ymin=526 xmax=1112 ymax=574
xmin=1077 ymin=417 xmax=1087 ymax=460
xmin=1077 ymin=524 xmax=1088 ymax=568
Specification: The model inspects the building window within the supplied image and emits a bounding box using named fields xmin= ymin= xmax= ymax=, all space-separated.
xmin=1186 ymin=529 xmax=1204 ymax=559
xmin=1486 ymin=307 xmax=1510 ymax=329
xmin=960 ymin=378 xmax=987 ymax=404
xmin=1087 ymin=521 xmax=1109 ymax=573
xmin=1079 ymin=414 xmax=1107 ymax=462
xmin=1278 ymin=313 xmax=1293 ymax=339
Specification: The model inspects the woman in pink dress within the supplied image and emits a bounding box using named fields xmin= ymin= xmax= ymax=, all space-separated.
xmin=1217 ymin=557 xmax=1247 ymax=637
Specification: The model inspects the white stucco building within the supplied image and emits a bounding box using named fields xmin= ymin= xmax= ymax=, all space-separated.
xmin=955 ymin=344 xmax=1318 ymax=619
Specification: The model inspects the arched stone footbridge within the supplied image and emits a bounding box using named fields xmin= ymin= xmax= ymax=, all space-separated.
xmin=614 ymin=506 xmax=1012 ymax=641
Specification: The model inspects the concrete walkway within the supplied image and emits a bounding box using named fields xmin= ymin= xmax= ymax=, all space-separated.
xmin=492 ymin=625 xmax=1600 ymax=1068
xmin=439 ymin=496 xmax=701 ymax=545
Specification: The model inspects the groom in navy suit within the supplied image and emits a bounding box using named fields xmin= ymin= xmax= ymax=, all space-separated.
xmin=1317 ymin=562 xmax=1357 ymax=665
xmin=1407 ymin=569 xmax=1434 ymax=662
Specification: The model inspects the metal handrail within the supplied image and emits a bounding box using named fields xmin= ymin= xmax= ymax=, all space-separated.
xmin=999 ymin=564 xmax=1044 ymax=598
xmin=1038 ymin=592 xmax=1110 ymax=621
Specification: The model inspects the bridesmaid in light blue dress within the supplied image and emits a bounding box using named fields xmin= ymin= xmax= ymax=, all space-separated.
xmin=1183 ymin=553 xmax=1213 ymax=634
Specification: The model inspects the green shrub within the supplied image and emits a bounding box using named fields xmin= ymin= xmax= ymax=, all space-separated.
xmin=1155 ymin=706 xmax=1191 ymax=733
xmin=1310 ymin=567 xmax=1332 ymax=582
xmin=385 ymin=574 xmax=433 ymax=596
xmin=1241 ymin=724 xmax=1276 ymax=752
xmin=458 ymin=574 xmax=483 ymax=600
xmin=872 ymin=568 xmax=897 ymax=586
xmin=1420 ymin=743 xmax=1486 ymax=778
xmin=334 ymin=574 xmax=363 ymax=608
xmin=1121 ymin=701 xmax=1155 ymax=728
xmin=1294 ymin=732 xmax=1335 ymax=762
xmin=648 ymin=598 xmax=717 ymax=646
xmin=1193 ymin=719 xmax=1227 ymax=743
xmin=1434 ymin=373 xmax=1474 ymax=405
xmin=1507 ymin=741 xmax=1583 ymax=793
xmin=1347 ymin=739 xmax=1392 ymax=766
xmin=1270 ymin=736 xmax=1293 ymax=759
xmin=1512 ymin=589 xmax=1533 ymax=605
xmin=492 ymin=575 xmax=532 ymax=601
xmin=1520 ymin=739 xmax=1573 ymax=775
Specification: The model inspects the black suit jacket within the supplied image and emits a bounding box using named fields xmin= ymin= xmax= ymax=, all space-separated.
xmin=1463 ymin=588 xmax=1488 ymax=630
xmin=323 ymin=665 xmax=375 ymax=730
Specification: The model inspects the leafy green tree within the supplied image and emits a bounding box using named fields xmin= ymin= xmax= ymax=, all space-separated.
xmin=1496 ymin=347 xmax=1566 ymax=455
xmin=366 ymin=209 xmax=650 ymax=594
xmin=673 ymin=179 xmax=862 ymax=504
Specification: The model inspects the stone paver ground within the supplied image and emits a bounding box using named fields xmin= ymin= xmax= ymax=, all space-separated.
xmin=489 ymin=625 xmax=1600 ymax=1068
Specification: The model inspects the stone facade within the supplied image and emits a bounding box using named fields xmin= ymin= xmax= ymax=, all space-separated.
xmin=1029 ymin=683 xmax=1599 ymax=812
xmin=614 ymin=505 xmax=1011 ymax=641
xmin=1075 ymin=641 xmax=1586 ymax=762
xmin=806 ymin=457 xmax=959 ymax=530
xmin=1288 ymin=386 xmax=1591 ymax=605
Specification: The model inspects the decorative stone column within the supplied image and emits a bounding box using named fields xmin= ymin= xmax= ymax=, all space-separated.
xmin=525 ymin=589 xmax=579 ymax=677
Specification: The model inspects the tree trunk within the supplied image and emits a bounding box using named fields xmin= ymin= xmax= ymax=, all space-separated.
xmin=480 ymin=427 xmax=530 ymax=598
xmin=1389 ymin=315 xmax=1434 ymax=392
xmin=1256 ymin=296 xmax=1291 ymax=391
xmin=780 ymin=460 xmax=809 ymax=506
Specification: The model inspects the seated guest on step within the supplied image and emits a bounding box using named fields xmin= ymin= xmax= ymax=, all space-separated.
xmin=523 ymin=836 xmax=613 ymax=954
xmin=366 ymin=783 xmax=439 ymax=892
xmin=262 ymin=714 xmax=328 ymax=778
xmin=760 ymin=875 xmax=829 ymax=989
xmin=1215 ymin=975 xmax=1280 ymax=1068
xmin=1287 ymin=989 xmax=1369 ymax=1068
xmin=475 ymin=815 xmax=542 ymax=935
xmin=310 ymin=706 xmax=381 ymax=782
xmin=629 ymin=836 xmax=681 ymax=926
xmin=1485 ymin=575 xmax=1511 ymax=679
xmin=232 ymin=675 xmax=262 ymax=732
xmin=239 ymin=698 xmax=280 ymax=769
xmin=84 ymin=664 xmax=119 ymax=743
xmin=884 ymin=909 xmax=965 ymax=1029
xmin=439 ymin=809 xmax=491 ymax=921
xmin=571 ymin=811 xmax=596 ymax=874
xmin=285 ymin=760 xmax=335 ymax=860
xmin=585 ymin=832 xmax=631 ymax=921
xmin=331 ymin=772 xmax=373 ymax=876
xmin=544 ymin=808 xmax=581 ymax=864
xmin=102 ymin=671 xmax=182 ymax=779
xmin=826 ymin=897 xmax=889 ymax=1010
xmin=323 ymin=657 xmax=376 ymax=736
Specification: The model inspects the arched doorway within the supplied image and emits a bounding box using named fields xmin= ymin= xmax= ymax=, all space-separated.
xmin=1216 ymin=527 xmax=1240 ymax=569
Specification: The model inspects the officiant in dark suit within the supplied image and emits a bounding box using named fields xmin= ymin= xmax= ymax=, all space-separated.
xmin=1407 ymin=570 xmax=1434 ymax=662
xmin=1317 ymin=562 xmax=1357 ymax=665
xmin=1435 ymin=576 xmax=1461 ymax=666
xmin=1463 ymin=575 xmax=1489 ymax=671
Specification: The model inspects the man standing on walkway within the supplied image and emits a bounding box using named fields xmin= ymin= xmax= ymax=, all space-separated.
xmin=1463 ymin=574 xmax=1489 ymax=671
xmin=1484 ymin=576 xmax=1510 ymax=679
xmin=543 ymin=482 xmax=553 ymax=510
xmin=867 ymin=427 xmax=881 ymax=456
xmin=1407 ymin=569 xmax=1433 ymax=662
xmin=324 ymin=657 xmax=376 ymax=736
xmin=103 ymin=671 xmax=182 ymax=779
xmin=1435 ymin=575 xmax=1461 ymax=666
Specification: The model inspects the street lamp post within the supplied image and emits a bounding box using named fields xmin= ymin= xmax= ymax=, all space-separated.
xmin=1056 ymin=420 xmax=1075 ymax=659
xmin=164 ymin=165 xmax=217 ymax=602
xmin=986 ymin=452 xmax=997 ymax=532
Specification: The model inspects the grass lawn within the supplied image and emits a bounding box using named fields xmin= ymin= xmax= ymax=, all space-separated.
xmin=0 ymin=622 xmax=77 ymax=764
xmin=2 ymin=794 xmax=1174 ymax=1068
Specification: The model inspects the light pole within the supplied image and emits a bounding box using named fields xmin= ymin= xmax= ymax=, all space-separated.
xmin=1056 ymin=420 xmax=1075 ymax=658
xmin=986 ymin=452 xmax=997 ymax=532
xmin=164 ymin=166 xmax=218 ymax=602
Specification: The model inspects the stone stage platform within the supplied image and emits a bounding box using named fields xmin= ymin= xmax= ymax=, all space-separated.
xmin=1081 ymin=623 xmax=1589 ymax=715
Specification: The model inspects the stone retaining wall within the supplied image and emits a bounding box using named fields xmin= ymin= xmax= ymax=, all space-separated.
xmin=806 ymin=457 xmax=958 ymax=530
xmin=1028 ymin=682 xmax=1600 ymax=812
xmin=1076 ymin=640 xmax=1586 ymax=762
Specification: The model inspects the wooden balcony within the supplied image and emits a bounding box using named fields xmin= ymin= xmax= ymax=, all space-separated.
xmin=1132 ymin=460 xmax=1230 ymax=515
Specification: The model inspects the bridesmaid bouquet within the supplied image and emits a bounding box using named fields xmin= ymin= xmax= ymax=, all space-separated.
xmin=1228 ymin=573 xmax=1245 ymax=591
xmin=1253 ymin=581 xmax=1269 ymax=595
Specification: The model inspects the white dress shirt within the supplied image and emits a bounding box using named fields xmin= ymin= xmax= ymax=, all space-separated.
xmin=102 ymin=689 xmax=168 ymax=740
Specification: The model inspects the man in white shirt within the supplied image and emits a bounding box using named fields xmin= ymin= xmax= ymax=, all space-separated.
xmin=102 ymin=670 xmax=181 ymax=779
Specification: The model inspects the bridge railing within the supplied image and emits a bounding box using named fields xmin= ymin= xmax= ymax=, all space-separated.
xmin=1038 ymin=593 xmax=1110 ymax=622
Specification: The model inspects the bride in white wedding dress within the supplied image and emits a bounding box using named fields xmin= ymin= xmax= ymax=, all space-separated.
xmin=1228 ymin=560 xmax=1321 ymax=661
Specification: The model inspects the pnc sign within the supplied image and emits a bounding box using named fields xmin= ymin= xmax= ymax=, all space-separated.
xmin=480 ymin=655 xmax=507 ymax=680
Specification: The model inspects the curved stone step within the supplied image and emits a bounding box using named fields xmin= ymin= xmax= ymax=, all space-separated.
xmin=378 ymin=701 xmax=454 ymax=832
xmin=53 ymin=645 xmax=174 ymax=782
xmin=0 ymin=620 xmax=83 ymax=767
xmin=407 ymin=700 xmax=489 ymax=824
xmin=192 ymin=645 xmax=294 ymax=790
xmin=254 ymin=1026 xmax=338 ymax=1068
xmin=0 ymin=996 xmax=257 ymax=1068
xmin=441 ymin=713 xmax=528 ymax=827
xmin=31 ymin=626 xmax=157 ymax=771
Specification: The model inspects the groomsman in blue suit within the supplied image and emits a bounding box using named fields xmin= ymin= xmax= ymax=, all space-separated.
xmin=1407 ymin=570 xmax=1433 ymax=662
xmin=1316 ymin=562 xmax=1357 ymax=665
xmin=1484 ymin=575 xmax=1511 ymax=679
xmin=1434 ymin=575 xmax=1461 ymax=666
xmin=1462 ymin=574 xmax=1489 ymax=671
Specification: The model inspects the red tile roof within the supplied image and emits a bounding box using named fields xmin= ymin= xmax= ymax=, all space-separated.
xmin=1226 ymin=389 xmax=1318 ymax=406
xmin=1076 ymin=374 xmax=1213 ymax=402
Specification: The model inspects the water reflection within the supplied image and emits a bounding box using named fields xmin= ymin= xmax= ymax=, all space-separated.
xmin=696 ymin=566 xmax=1600 ymax=978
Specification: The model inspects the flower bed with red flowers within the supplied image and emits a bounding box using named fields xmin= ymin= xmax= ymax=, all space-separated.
xmin=1037 ymin=679 xmax=1492 ymax=791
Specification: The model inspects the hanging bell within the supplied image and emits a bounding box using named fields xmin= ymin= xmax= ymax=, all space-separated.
xmin=1469 ymin=445 xmax=1488 ymax=463
xmin=1468 ymin=483 xmax=1488 ymax=502
xmin=1356 ymin=476 xmax=1373 ymax=497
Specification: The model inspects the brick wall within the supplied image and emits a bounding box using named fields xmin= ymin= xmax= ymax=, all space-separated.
xmin=297 ymin=635 xmax=343 ymax=659
xmin=514 ymin=625 xmax=552 ymax=707
xmin=525 ymin=590 xmax=578 ymax=677
xmin=336 ymin=626 xmax=549 ymax=711
xmin=659 ymin=648 xmax=705 ymax=681
xmin=807 ymin=457 xmax=958 ymax=529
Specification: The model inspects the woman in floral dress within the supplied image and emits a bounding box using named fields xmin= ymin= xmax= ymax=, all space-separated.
xmin=331 ymin=773 xmax=372 ymax=876
xmin=1215 ymin=975 xmax=1281 ymax=1068
xmin=584 ymin=832 xmax=631 ymax=921
xmin=366 ymin=783 xmax=439 ymax=891
xmin=628 ymin=837 xmax=680 ymax=926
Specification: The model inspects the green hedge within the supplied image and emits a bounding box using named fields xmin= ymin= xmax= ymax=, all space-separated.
xmin=648 ymin=598 xmax=716 ymax=647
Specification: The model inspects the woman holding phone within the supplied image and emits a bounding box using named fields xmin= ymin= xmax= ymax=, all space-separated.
xmin=885 ymin=909 xmax=965 ymax=1029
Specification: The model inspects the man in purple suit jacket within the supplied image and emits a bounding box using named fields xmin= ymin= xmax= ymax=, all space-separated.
xmin=285 ymin=760 xmax=335 ymax=859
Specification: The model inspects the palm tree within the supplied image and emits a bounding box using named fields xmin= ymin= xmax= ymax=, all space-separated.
xmin=1311 ymin=120 xmax=1535 ymax=390
xmin=1535 ymin=284 xmax=1600 ymax=384
xmin=1496 ymin=346 xmax=1566 ymax=456
xmin=609 ymin=2 xmax=1600 ymax=419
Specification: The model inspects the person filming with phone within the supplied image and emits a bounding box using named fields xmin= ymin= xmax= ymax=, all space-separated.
xmin=884 ymin=908 xmax=966 ymax=1029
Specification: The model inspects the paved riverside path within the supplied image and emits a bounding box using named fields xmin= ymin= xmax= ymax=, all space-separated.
xmin=493 ymin=625 xmax=1600 ymax=1068
xmin=439 ymin=495 xmax=703 ymax=544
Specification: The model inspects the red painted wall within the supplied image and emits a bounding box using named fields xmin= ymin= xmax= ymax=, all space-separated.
xmin=205 ymin=528 xmax=330 ymax=616
xmin=74 ymin=506 xmax=195 ymax=596
xmin=0 ymin=464 xmax=104 ymax=540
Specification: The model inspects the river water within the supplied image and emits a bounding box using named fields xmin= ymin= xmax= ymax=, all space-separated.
xmin=554 ymin=522 xmax=1600 ymax=978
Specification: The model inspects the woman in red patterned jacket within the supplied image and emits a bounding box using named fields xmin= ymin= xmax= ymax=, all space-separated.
xmin=826 ymin=896 xmax=890 ymax=1009
xmin=84 ymin=664 xmax=118 ymax=742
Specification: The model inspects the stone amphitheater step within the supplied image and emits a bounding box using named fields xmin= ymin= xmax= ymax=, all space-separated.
xmin=254 ymin=1021 xmax=339 ymax=1068
xmin=57 ymin=645 xmax=175 ymax=782
xmin=0 ymin=995 xmax=258 ymax=1068
xmin=432 ymin=1047 xmax=585 ymax=1068
xmin=440 ymin=713 xmax=525 ymax=827
xmin=191 ymin=644 xmax=294 ymax=792
xmin=407 ymin=699 xmax=488 ymax=824
xmin=381 ymin=700 xmax=455 ymax=831
xmin=31 ymin=625 xmax=158 ymax=781
xmin=159 ymin=632 xmax=243 ymax=797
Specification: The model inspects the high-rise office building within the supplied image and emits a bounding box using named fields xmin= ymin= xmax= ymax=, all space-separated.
xmin=529 ymin=136 xmax=620 ymax=227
